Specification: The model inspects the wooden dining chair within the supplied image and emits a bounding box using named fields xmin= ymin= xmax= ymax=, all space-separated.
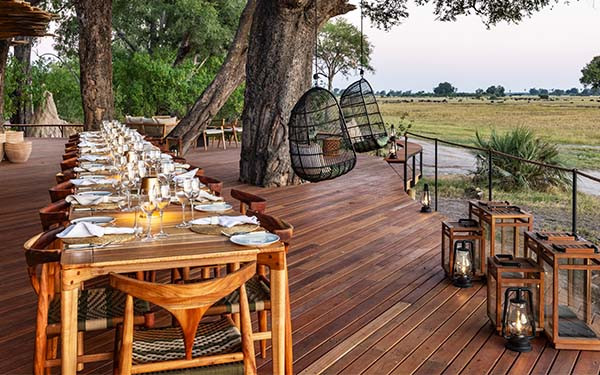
xmin=110 ymin=262 xmax=257 ymax=375
xmin=39 ymin=200 xmax=71 ymax=230
xmin=63 ymin=151 xmax=78 ymax=160
xmin=187 ymin=164 xmax=205 ymax=177
xmin=230 ymin=189 xmax=267 ymax=215
xmin=198 ymin=175 xmax=223 ymax=196
xmin=205 ymin=210 xmax=293 ymax=360
xmin=49 ymin=181 xmax=74 ymax=202
xmin=56 ymin=169 xmax=76 ymax=183
xmin=24 ymin=228 xmax=154 ymax=375
xmin=64 ymin=141 xmax=77 ymax=150
xmin=223 ymin=119 xmax=241 ymax=147
xmin=202 ymin=119 xmax=227 ymax=151
xmin=60 ymin=157 xmax=78 ymax=171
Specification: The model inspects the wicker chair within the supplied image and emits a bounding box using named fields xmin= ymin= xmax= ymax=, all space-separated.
xmin=110 ymin=262 xmax=257 ymax=374
xmin=49 ymin=181 xmax=74 ymax=202
xmin=39 ymin=200 xmax=70 ymax=230
xmin=23 ymin=228 xmax=153 ymax=375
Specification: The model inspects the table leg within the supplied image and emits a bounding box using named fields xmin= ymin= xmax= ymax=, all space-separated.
xmin=61 ymin=286 xmax=79 ymax=375
xmin=285 ymin=264 xmax=293 ymax=375
xmin=271 ymin=256 xmax=287 ymax=375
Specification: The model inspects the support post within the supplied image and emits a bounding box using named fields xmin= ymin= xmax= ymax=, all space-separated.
xmin=572 ymin=169 xmax=577 ymax=235
xmin=434 ymin=139 xmax=438 ymax=211
xmin=403 ymin=134 xmax=408 ymax=192
xmin=488 ymin=148 xmax=493 ymax=201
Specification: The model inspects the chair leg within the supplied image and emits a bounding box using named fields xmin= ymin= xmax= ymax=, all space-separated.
xmin=221 ymin=132 xmax=227 ymax=150
xmin=77 ymin=331 xmax=85 ymax=371
xmin=34 ymin=297 xmax=49 ymax=375
xmin=258 ymin=311 xmax=268 ymax=359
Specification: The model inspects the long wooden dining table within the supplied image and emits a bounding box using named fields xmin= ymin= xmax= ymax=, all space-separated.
xmin=59 ymin=203 xmax=291 ymax=374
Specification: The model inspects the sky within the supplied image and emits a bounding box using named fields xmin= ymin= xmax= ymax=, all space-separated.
xmin=32 ymin=1 xmax=600 ymax=94
xmin=333 ymin=0 xmax=600 ymax=93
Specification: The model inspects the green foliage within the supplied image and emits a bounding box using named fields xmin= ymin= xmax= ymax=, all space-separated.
xmin=473 ymin=127 xmax=568 ymax=191
xmin=433 ymin=82 xmax=456 ymax=95
xmin=317 ymin=18 xmax=374 ymax=90
xmin=485 ymin=85 xmax=505 ymax=96
xmin=580 ymin=56 xmax=600 ymax=90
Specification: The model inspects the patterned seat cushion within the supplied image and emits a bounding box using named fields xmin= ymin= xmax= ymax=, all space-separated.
xmin=132 ymin=319 xmax=242 ymax=367
xmin=48 ymin=287 xmax=150 ymax=331
xmin=195 ymin=275 xmax=270 ymax=314
xmin=145 ymin=362 xmax=243 ymax=375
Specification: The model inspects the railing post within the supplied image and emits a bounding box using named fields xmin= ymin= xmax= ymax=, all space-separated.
xmin=404 ymin=134 xmax=408 ymax=192
xmin=434 ymin=138 xmax=438 ymax=211
xmin=488 ymin=148 xmax=493 ymax=201
xmin=572 ymin=169 xmax=578 ymax=235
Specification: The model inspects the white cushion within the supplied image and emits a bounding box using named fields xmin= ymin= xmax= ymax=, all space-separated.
xmin=290 ymin=142 xmax=326 ymax=175
xmin=204 ymin=129 xmax=223 ymax=135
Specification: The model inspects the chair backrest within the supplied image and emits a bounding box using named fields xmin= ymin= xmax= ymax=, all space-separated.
xmin=198 ymin=175 xmax=222 ymax=196
xmin=62 ymin=151 xmax=78 ymax=160
xmin=39 ymin=199 xmax=71 ymax=230
xmin=56 ymin=169 xmax=75 ymax=183
xmin=23 ymin=227 xmax=63 ymax=299
xmin=49 ymin=181 xmax=74 ymax=202
xmin=187 ymin=164 xmax=205 ymax=177
xmin=60 ymin=157 xmax=78 ymax=172
xmin=64 ymin=141 xmax=77 ymax=149
xmin=110 ymin=261 xmax=257 ymax=373
xmin=248 ymin=210 xmax=293 ymax=246
xmin=230 ymin=189 xmax=266 ymax=215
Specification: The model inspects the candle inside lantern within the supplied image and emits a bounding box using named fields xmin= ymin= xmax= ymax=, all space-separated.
xmin=502 ymin=287 xmax=535 ymax=352
xmin=420 ymin=184 xmax=432 ymax=213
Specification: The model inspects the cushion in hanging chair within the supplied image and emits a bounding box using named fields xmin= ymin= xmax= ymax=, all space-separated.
xmin=290 ymin=142 xmax=328 ymax=176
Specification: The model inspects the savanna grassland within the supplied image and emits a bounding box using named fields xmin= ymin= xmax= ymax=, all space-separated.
xmin=379 ymin=96 xmax=600 ymax=169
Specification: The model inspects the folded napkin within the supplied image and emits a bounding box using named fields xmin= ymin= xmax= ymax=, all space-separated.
xmin=79 ymin=154 xmax=110 ymax=162
xmin=173 ymin=168 xmax=199 ymax=181
xmin=197 ymin=190 xmax=223 ymax=202
xmin=78 ymin=140 xmax=105 ymax=148
xmin=71 ymin=178 xmax=115 ymax=186
xmin=174 ymin=163 xmax=190 ymax=169
xmin=190 ymin=215 xmax=258 ymax=228
xmin=57 ymin=222 xmax=135 ymax=238
xmin=74 ymin=165 xmax=111 ymax=173
xmin=66 ymin=194 xmax=120 ymax=206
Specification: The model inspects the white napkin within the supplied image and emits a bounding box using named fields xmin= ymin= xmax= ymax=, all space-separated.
xmin=66 ymin=194 xmax=120 ymax=206
xmin=197 ymin=190 xmax=223 ymax=202
xmin=173 ymin=168 xmax=199 ymax=181
xmin=174 ymin=163 xmax=190 ymax=169
xmin=79 ymin=154 xmax=110 ymax=162
xmin=74 ymin=165 xmax=109 ymax=173
xmin=71 ymin=178 xmax=115 ymax=186
xmin=57 ymin=222 xmax=135 ymax=238
xmin=190 ymin=215 xmax=259 ymax=228
xmin=78 ymin=140 xmax=104 ymax=148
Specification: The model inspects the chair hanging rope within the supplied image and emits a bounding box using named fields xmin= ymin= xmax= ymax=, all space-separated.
xmin=287 ymin=0 xmax=356 ymax=182
xmin=339 ymin=0 xmax=389 ymax=153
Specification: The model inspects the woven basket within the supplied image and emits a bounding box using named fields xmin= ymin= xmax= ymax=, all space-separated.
xmin=5 ymin=131 xmax=24 ymax=143
xmin=323 ymin=137 xmax=341 ymax=157
xmin=0 ymin=133 xmax=5 ymax=143
xmin=5 ymin=141 xmax=32 ymax=163
xmin=0 ymin=143 xmax=4 ymax=162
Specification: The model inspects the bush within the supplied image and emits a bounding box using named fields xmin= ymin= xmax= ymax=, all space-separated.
xmin=473 ymin=127 xmax=568 ymax=191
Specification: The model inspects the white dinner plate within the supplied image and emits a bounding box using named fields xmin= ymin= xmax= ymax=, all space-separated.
xmin=230 ymin=232 xmax=280 ymax=247
xmin=79 ymin=191 xmax=112 ymax=196
xmin=194 ymin=203 xmax=233 ymax=212
xmin=79 ymin=175 xmax=107 ymax=180
xmin=71 ymin=216 xmax=115 ymax=226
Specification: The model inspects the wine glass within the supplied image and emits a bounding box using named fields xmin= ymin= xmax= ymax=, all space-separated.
xmin=155 ymin=183 xmax=171 ymax=239
xmin=175 ymin=178 xmax=192 ymax=228
xmin=189 ymin=178 xmax=201 ymax=222
xmin=139 ymin=191 xmax=157 ymax=242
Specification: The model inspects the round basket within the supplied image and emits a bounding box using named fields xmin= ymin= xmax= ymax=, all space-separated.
xmin=6 ymin=131 xmax=24 ymax=143
xmin=0 ymin=133 xmax=6 ymax=143
xmin=0 ymin=143 xmax=4 ymax=162
xmin=5 ymin=141 xmax=32 ymax=163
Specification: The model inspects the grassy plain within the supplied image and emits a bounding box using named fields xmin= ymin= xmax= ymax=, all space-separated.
xmin=379 ymin=96 xmax=600 ymax=169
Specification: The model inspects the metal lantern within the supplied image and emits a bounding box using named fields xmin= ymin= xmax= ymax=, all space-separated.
xmin=420 ymin=184 xmax=432 ymax=213
xmin=502 ymin=287 xmax=536 ymax=352
xmin=388 ymin=125 xmax=398 ymax=159
xmin=453 ymin=240 xmax=475 ymax=288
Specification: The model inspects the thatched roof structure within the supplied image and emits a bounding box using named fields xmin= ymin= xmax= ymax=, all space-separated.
xmin=0 ymin=0 xmax=54 ymax=39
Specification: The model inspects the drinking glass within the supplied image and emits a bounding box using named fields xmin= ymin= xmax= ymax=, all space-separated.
xmin=189 ymin=178 xmax=201 ymax=222
xmin=139 ymin=192 xmax=157 ymax=242
xmin=175 ymin=178 xmax=192 ymax=228
xmin=155 ymin=183 xmax=171 ymax=239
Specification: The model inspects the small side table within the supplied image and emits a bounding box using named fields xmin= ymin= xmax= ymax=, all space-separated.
xmin=469 ymin=201 xmax=533 ymax=263
xmin=442 ymin=220 xmax=484 ymax=278
xmin=486 ymin=255 xmax=544 ymax=334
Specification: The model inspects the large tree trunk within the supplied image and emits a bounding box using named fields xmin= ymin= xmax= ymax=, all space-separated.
xmin=75 ymin=0 xmax=114 ymax=130
xmin=0 ymin=39 xmax=10 ymax=123
xmin=11 ymin=36 xmax=34 ymax=126
xmin=170 ymin=0 xmax=257 ymax=155
xmin=239 ymin=0 xmax=353 ymax=186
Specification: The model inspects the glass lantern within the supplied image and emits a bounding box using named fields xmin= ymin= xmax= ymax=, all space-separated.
xmin=502 ymin=287 xmax=536 ymax=352
xmin=453 ymin=240 xmax=474 ymax=288
xmin=388 ymin=124 xmax=398 ymax=159
xmin=420 ymin=183 xmax=432 ymax=213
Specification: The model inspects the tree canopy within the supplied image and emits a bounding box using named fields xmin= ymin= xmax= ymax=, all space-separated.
xmin=433 ymin=81 xmax=456 ymax=95
xmin=580 ymin=56 xmax=600 ymax=90
xmin=317 ymin=18 xmax=374 ymax=91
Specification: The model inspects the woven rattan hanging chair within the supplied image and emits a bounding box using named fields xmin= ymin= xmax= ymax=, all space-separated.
xmin=288 ymin=87 xmax=356 ymax=182
xmin=340 ymin=77 xmax=389 ymax=153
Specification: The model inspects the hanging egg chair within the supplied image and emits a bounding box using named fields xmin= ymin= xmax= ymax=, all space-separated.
xmin=340 ymin=77 xmax=389 ymax=153
xmin=288 ymin=87 xmax=356 ymax=182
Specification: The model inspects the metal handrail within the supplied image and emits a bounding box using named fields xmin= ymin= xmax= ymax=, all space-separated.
xmin=403 ymin=131 xmax=600 ymax=235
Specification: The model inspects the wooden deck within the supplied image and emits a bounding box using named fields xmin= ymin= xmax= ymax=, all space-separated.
xmin=1 ymin=138 xmax=599 ymax=374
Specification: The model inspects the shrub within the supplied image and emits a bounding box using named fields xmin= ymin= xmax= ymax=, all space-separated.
xmin=472 ymin=127 xmax=568 ymax=191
